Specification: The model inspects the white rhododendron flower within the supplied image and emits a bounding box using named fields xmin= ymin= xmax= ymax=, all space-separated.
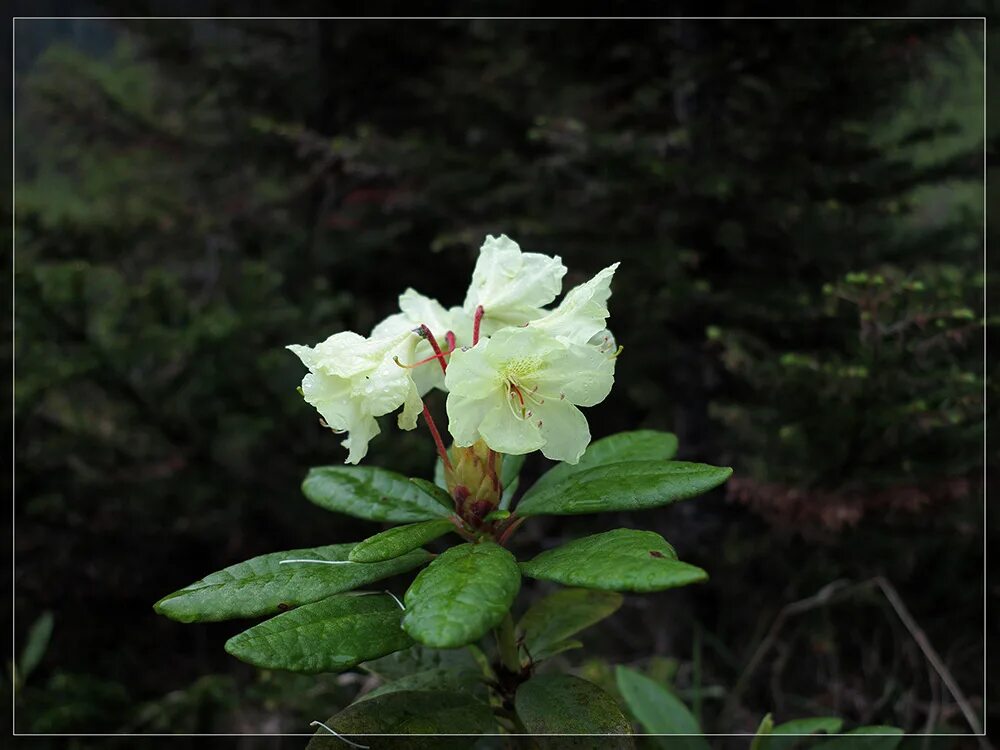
xmin=371 ymin=288 xmax=469 ymax=395
xmin=289 ymin=233 xmax=620 ymax=465
xmin=463 ymin=234 xmax=566 ymax=335
xmin=287 ymin=330 xmax=422 ymax=464
xmin=529 ymin=262 xmax=620 ymax=346
xmin=444 ymin=326 xmax=616 ymax=464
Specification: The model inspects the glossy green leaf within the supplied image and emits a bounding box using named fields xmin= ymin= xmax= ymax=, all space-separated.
xmin=816 ymin=726 xmax=903 ymax=750
xmin=527 ymin=430 xmax=678 ymax=499
xmin=616 ymin=666 xmax=709 ymax=750
xmin=307 ymin=690 xmax=496 ymax=750
xmin=403 ymin=542 xmax=521 ymax=648
xmin=349 ymin=519 xmax=455 ymax=563
xmin=302 ymin=466 xmax=450 ymax=522
xmin=520 ymin=529 xmax=707 ymax=592
xmin=224 ymin=593 xmax=411 ymax=674
xmin=516 ymin=460 xmax=732 ymax=517
xmin=515 ymin=674 xmax=632 ymax=740
xmin=410 ymin=477 xmax=455 ymax=512
xmin=499 ymin=477 xmax=520 ymax=509
xmin=357 ymin=666 xmax=488 ymax=704
xmin=532 ymin=638 xmax=583 ymax=661
xmin=154 ymin=544 xmax=429 ymax=623
xmin=758 ymin=717 xmax=843 ymax=750
xmin=519 ymin=588 xmax=622 ymax=662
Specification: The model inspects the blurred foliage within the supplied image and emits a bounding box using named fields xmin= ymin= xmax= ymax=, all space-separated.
xmin=13 ymin=15 xmax=990 ymax=737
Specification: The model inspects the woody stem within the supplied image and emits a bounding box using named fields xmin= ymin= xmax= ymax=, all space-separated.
xmin=417 ymin=324 xmax=449 ymax=374
xmin=421 ymin=403 xmax=452 ymax=470
xmin=472 ymin=305 xmax=485 ymax=345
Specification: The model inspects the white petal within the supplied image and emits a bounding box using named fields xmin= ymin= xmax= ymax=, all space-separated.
xmin=444 ymin=343 xmax=501 ymax=398
xmin=588 ymin=328 xmax=617 ymax=355
xmin=300 ymin=372 xmax=381 ymax=463
xmin=397 ymin=379 xmax=423 ymax=431
xmin=536 ymin=399 xmax=591 ymax=464
xmin=446 ymin=392 xmax=498 ymax=447
xmin=478 ymin=402 xmax=546 ymax=455
xmin=445 ymin=306 xmax=474 ymax=350
xmin=463 ymin=234 xmax=566 ymax=329
xmin=398 ymin=289 xmax=455 ymax=339
xmin=341 ymin=411 xmax=380 ymax=464
xmin=361 ymin=353 xmax=416 ymax=416
xmin=536 ymin=342 xmax=616 ymax=407
xmin=531 ymin=262 xmax=619 ymax=345
xmin=310 ymin=331 xmax=374 ymax=377
xmin=370 ymin=310 xmax=413 ymax=339
xmin=481 ymin=325 xmax=565 ymax=368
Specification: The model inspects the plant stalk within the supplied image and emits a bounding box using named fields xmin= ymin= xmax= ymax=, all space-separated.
xmin=495 ymin=611 xmax=521 ymax=674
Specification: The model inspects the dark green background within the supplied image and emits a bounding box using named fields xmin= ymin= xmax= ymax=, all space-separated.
xmin=11 ymin=12 xmax=992 ymax=741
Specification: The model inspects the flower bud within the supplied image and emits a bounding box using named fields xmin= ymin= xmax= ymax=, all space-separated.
xmin=444 ymin=438 xmax=503 ymax=519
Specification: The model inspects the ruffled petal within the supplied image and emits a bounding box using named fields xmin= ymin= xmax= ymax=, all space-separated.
xmin=340 ymin=410 xmax=381 ymax=464
xmin=463 ymin=234 xmax=566 ymax=331
xmin=397 ymin=378 xmax=423 ymax=431
xmin=531 ymin=262 xmax=619 ymax=345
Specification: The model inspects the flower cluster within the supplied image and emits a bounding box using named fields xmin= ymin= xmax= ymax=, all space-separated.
xmin=288 ymin=235 xmax=620 ymax=465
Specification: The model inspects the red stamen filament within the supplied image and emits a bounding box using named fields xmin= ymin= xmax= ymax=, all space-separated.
xmin=497 ymin=516 xmax=526 ymax=546
xmin=472 ymin=305 xmax=485 ymax=345
xmin=422 ymin=402 xmax=452 ymax=470
xmin=510 ymin=383 xmax=525 ymax=407
xmin=417 ymin=324 xmax=449 ymax=374
xmin=394 ymin=338 xmax=456 ymax=370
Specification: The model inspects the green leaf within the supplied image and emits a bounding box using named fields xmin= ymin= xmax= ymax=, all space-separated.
xmin=362 ymin=644 xmax=481 ymax=681
xmin=357 ymin=666 xmax=488 ymax=704
xmin=516 ymin=460 xmax=732 ymax=517
xmin=409 ymin=477 xmax=455 ymax=512
xmin=615 ymin=666 xmax=709 ymax=750
xmin=433 ymin=455 xmax=448 ymax=490
xmin=402 ymin=542 xmax=521 ymax=648
xmin=751 ymin=713 xmax=775 ymax=750
xmin=154 ymin=544 xmax=429 ymax=622
xmin=515 ymin=674 xmax=632 ymax=740
xmin=520 ymin=529 xmax=707 ymax=592
xmin=501 ymin=451 xmax=526 ymax=490
xmin=224 ymin=593 xmax=412 ymax=674
xmin=307 ymin=690 xmax=496 ymax=749
xmin=19 ymin=611 xmax=54 ymax=683
xmin=758 ymin=717 xmax=844 ymax=750
xmin=519 ymin=588 xmax=622 ymax=662
xmin=349 ymin=519 xmax=455 ymax=563
xmin=302 ymin=466 xmax=450 ymax=522
xmin=527 ymin=430 xmax=678 ymax=499
xmin=815 ymin=726 xmax=904 ymax=750
xmin=532 ymin=638 xmax=583 ymax=661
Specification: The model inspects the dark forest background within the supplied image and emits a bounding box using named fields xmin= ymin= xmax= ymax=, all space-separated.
xmin=10 ymin=12 xmax=995 ymax=746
